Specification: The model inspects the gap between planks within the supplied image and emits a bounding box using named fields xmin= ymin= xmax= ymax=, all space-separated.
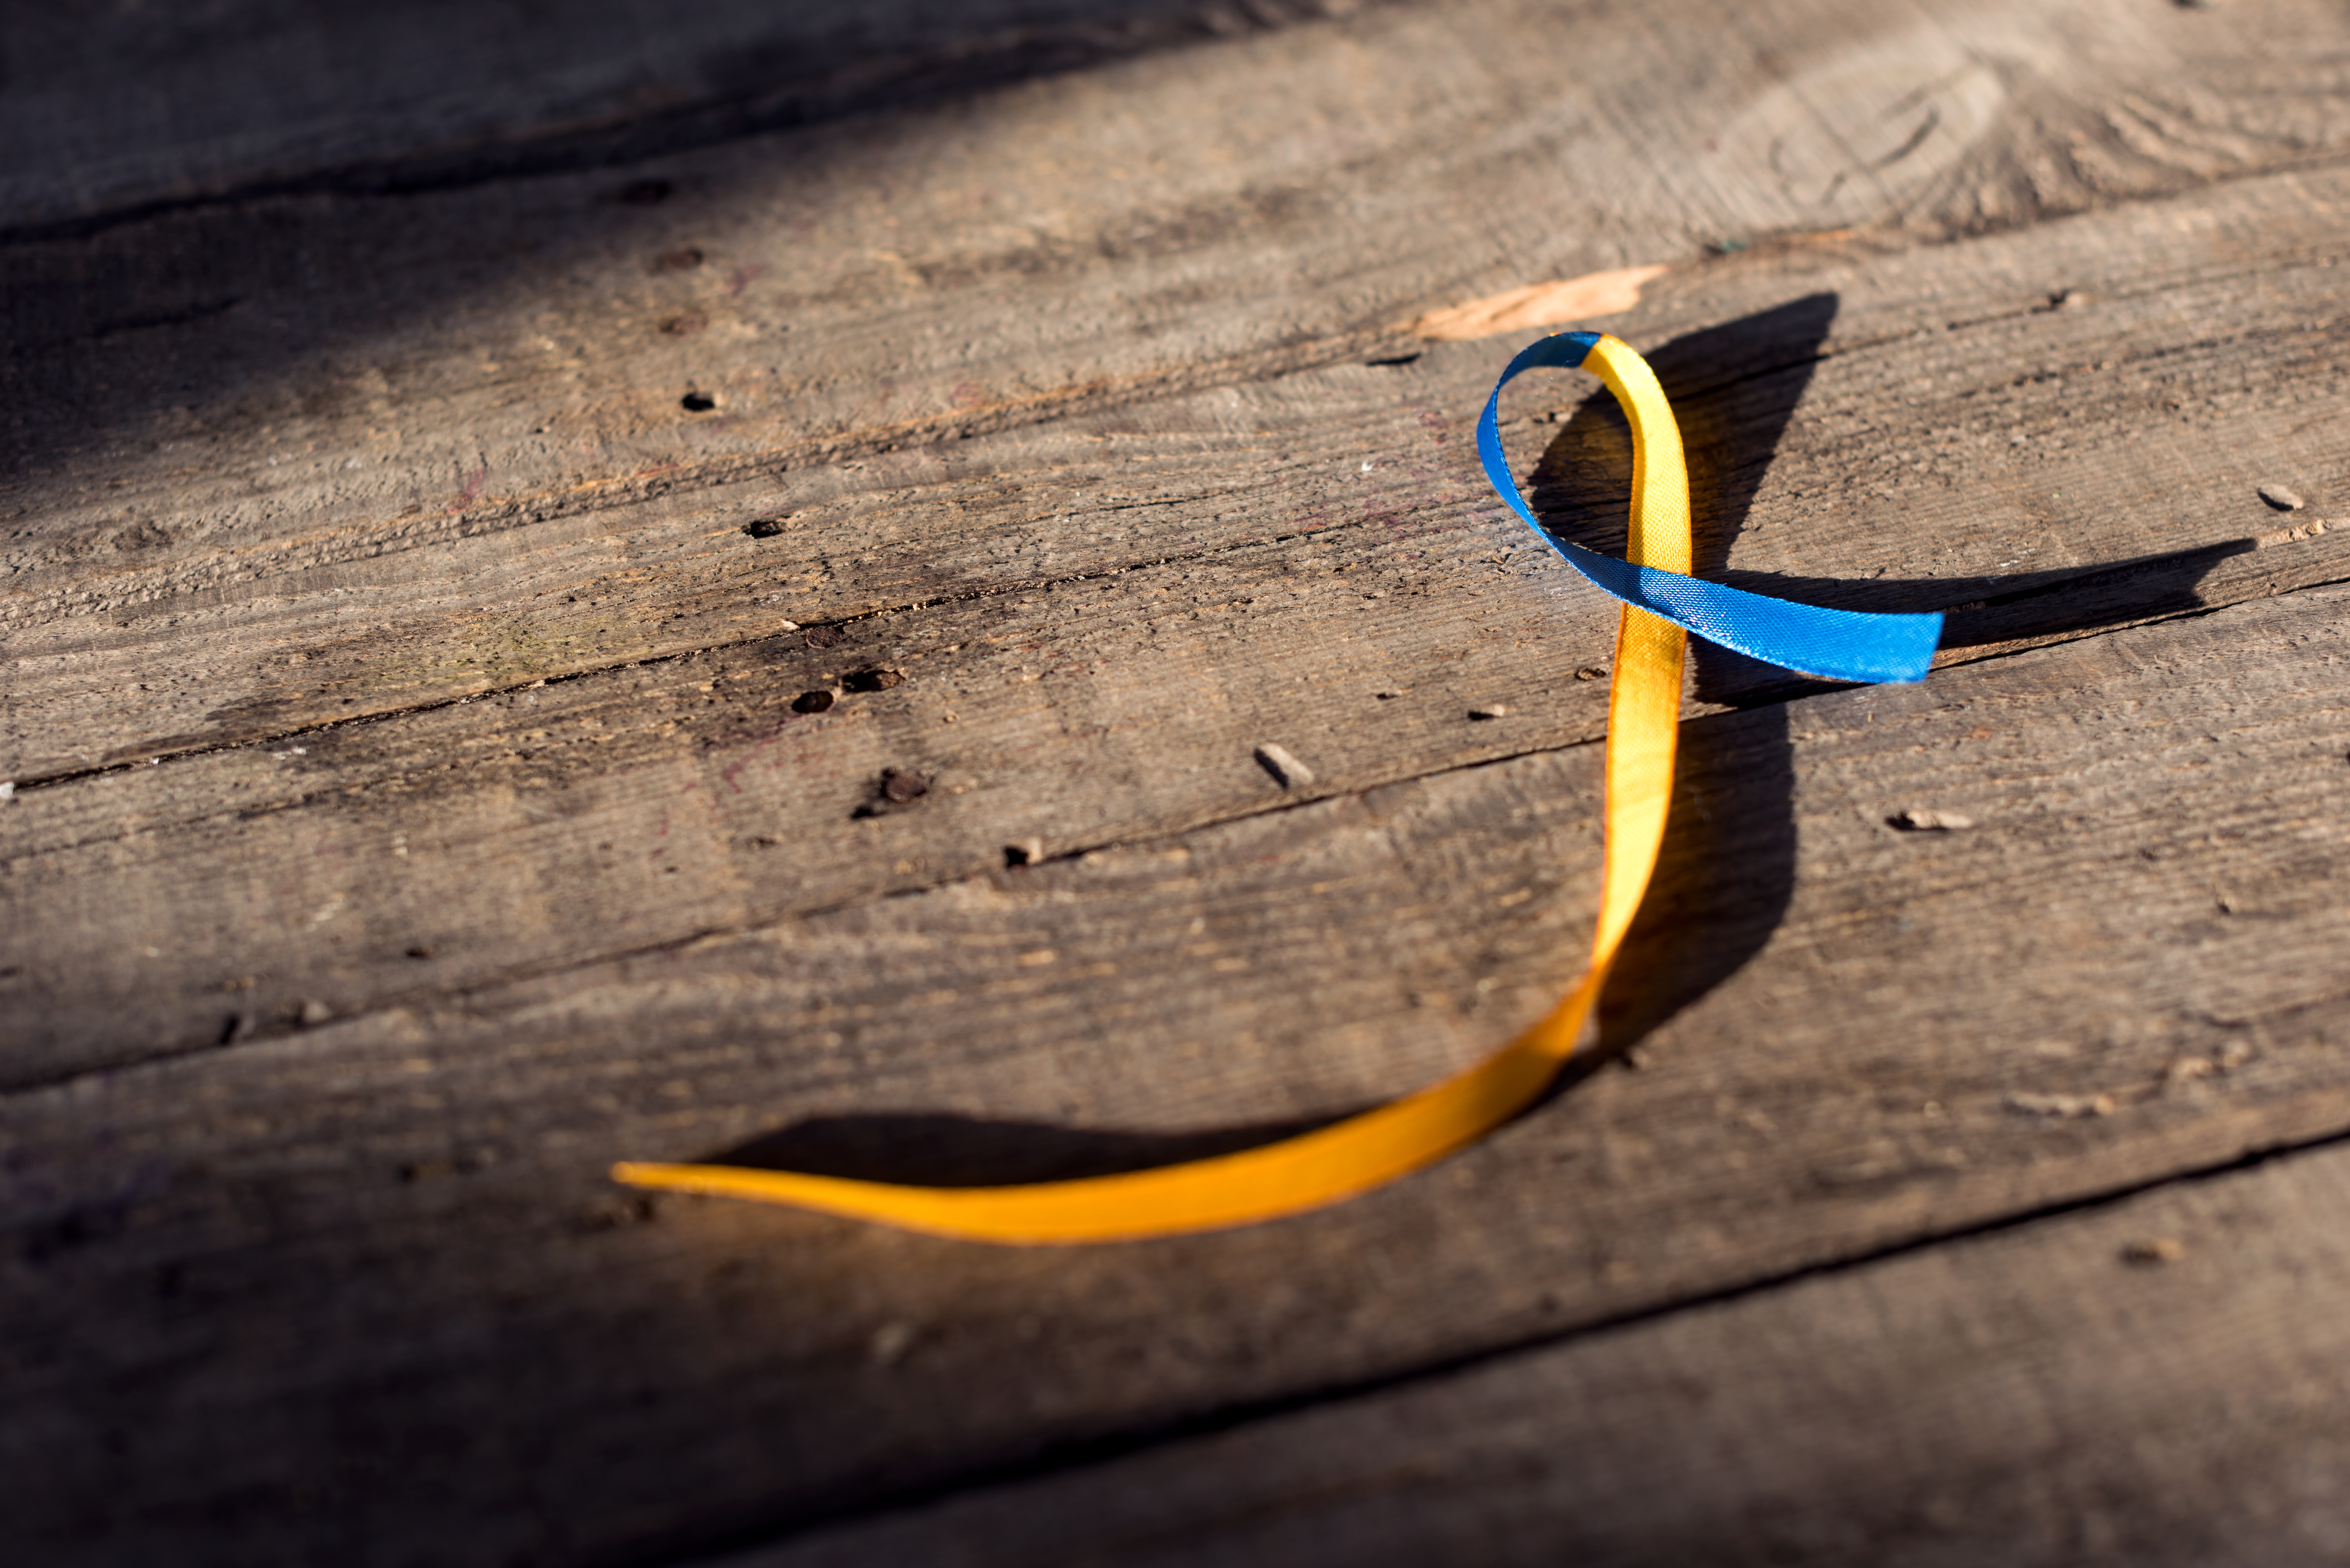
xmin=697 ymin=1119 xmax=2350 ymax=1568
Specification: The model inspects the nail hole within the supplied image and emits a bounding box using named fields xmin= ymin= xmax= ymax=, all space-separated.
xmin=681 ymin=391 xmax=717 ymax=412
xmin=742 ymin=519 xmax=784 ymax=539
xmin=792 ymin=690 xmax=836 ymax=713
xmin=652 ymin=246 xmax=705 ymax=273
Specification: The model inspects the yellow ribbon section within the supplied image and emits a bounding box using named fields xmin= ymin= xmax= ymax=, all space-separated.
xmin=613 ymin=334 xmax=1688 ymax=1243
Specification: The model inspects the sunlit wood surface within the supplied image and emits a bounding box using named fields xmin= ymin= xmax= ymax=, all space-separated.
xmin=8 ymin=3 xmax=2350 ymax=1563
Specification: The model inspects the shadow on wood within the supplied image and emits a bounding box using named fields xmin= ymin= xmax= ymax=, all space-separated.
xmin=4 ymin=1 xmax=1336 ymax=237
xmin=0 ymin=0 xmax=1353 ymax=528
xmin=711 ymin=1110 xmax=1352 ymax=1187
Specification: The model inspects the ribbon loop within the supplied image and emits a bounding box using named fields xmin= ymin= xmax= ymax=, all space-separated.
xmin=1478 ymin=332 xmax=1942 ymax=684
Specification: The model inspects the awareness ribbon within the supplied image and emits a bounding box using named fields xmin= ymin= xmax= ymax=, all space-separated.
xmin=611 ymin=331 xmax=1942 ymax=1243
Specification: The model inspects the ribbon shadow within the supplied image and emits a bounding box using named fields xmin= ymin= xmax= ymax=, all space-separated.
xmin=712 ymin=1110 xmax=1346 ymax=1188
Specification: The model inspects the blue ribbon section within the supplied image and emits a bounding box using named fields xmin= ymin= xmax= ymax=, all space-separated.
xmin=1477 ymin=331 xmax=1942 ymax=684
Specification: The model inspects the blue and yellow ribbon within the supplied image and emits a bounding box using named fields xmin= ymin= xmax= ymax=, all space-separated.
xmin=612 ymin=331 xmax=1942 ymax=1243
xmin=1478 ymin=332 xmax=1941 ymax=684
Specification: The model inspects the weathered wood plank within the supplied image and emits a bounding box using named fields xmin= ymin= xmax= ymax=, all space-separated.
xmin=15 ymin=0 xmax=2344 ymax=239
xmin=11 ymin=165 xmax=2350 ymax=1086
xmin=12 ymin=147 xmax=2350 ymax=784
xmin=11 ymin=1 xmax=2350 ymax=770
xmin=8 ymin=579 xmax=2349 ymax=1565
xmin=732 ymin=1133 xmax=2350 ymax=1568
xmin=11 ymin=9 xmax=2350 ymax=1564
xmin=0 ymin=516 xmax=1616 ymax=1089
xmin=0 ymin=0 xmax=1346 ymax=234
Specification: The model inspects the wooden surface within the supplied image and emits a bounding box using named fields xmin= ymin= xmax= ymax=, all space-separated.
xmin=743 ymin=1131 xmax=2350 ymax=1568
xmin=6 ymin=3 xmax=2350 ymax=1564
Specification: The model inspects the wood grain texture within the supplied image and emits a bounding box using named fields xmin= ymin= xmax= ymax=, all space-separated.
xmin=11 ymin=0 xmax=2350 ymax=771
xmin=11 ymin=161 xmax=2350 ymax=1087
xmin=12 ymin=5 xmax=2350 ymax=1564
xmin=13 ymin=144 xmax=2350 ymax=783
xmin=735 ymin=1132 xmax=2350 ymax=1568
xmin=9 ymin=579 xmax=2350 ymax=1566
xmin=0 ymin=0 xmax=1364 ymax=233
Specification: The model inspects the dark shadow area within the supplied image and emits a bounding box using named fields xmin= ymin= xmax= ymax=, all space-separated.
xmin=1932 ymin=536 xmax=2257 ymax=645
xmin=711 ymin=1108 xmax=1349 ymax=1187
xmin=1594 ymin=700 xmax=1796 ymax=1055
xmin=0 ymin=0 xmax=1375 ymax=516
xmin=1699 ymin=538 xmax=2258 ymax=627
xmin=1686 ymin=535 xmax=2260 ymax=708
xmin=2 ymin=1 xmax=1374 ymax=239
